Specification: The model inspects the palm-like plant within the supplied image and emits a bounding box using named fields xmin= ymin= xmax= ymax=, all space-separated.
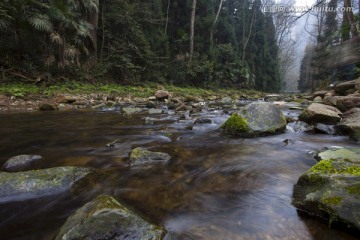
xmin=0 ymin=0 xmax=98 ymax=69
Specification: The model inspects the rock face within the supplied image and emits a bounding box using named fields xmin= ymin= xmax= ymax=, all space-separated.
xmin=3 ymin=154 xmax=42 ymax=171
xmin=130 ymin=148 xmax=171 ymax=166
xmin=299 ymin=103 xmax=341 ymax=124
xmin=221 ymin=102 xmax=287 ymax=137
xmin=335 ymin=108 xmax=360 ymax=141
xmin=55 ymin=195 xmax=165 ymax=240
xmin=0 ymin=167 xmax=92 ymax=203
xmin=293 ymin=148 xmax=360 ymax=231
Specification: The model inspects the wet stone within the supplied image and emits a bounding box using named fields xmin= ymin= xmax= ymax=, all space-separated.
xmin=55 ymin=195 xmax=166 ymax=240
xmin=0 ymin=166 xmax=93 ymax=203
xmin=129 ymin=147 xmax=171 ymax=166
xmin=3 ymin=154 xmax=42 ymax=171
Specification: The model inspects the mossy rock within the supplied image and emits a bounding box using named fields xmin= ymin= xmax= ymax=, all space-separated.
xmin=293 ymin=148 xmax=360 ymax=231
xmin=55 ymin=195 xmax=166 ymax=240
xmin=221 ymin=102 xmax=287 ymax=137
xmin=130 ymin=147 xmax=171 ymax=166
xmin=317 ymin=148 xmax=360 ymax=163
xmin=0 ymin=166 xmax=93 ymax=203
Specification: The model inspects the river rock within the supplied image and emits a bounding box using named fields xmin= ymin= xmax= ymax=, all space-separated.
xmin=55 ymin=195 xmax=165 ymax=240
xmin=221 ymin=102 xmax=287 ymax=137
xmin=293 ymin=148 xmax=360 ymax=231
xmin=313 ymin=90 xmax=329 ymax=98
xmin=335 ymin=79 xmax=360 ymax=95
xmin=313 ymin=96 xmax=323 ymax=103
xmin=299 ymin=103 xmax=341 ymax=125
xmin=129 ymin=148 xmax=171 ymax=166
xmin=155 ymin=90 xmax=169 ymax=100
xmin=286 ymin=121 xmax=314 ymax=133
xmin=317 ymin=148 xmax=360 ymax=162
xmin=122 ymin=107 xmax=143 ymax=115
xmin=334 ymin=95 xmax=360 ymax=112
xmin=3 ymin=154 xmax=42 ymax=171
xmin=39 ymin=103 xmax=57 ymax=111
xmin=194 ymin=118 xmax=212 ymax=124
xmin=314 ymin=123 xmax=336 ymax=135
xmin=264 ymin=94 xmax=283 ymax=102
xmin=335 ymin=108 xmax=360 ymax=141
xmin=148 ymin=108 xmax=163 ymax=114
xmin=0 ymin=166 xmax=92 ymax=203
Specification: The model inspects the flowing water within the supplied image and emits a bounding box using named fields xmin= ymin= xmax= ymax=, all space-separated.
xmin=0 ymin=104 xmax=359 ymax=240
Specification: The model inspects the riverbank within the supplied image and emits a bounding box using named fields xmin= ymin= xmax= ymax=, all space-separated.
xmin=0 ymin=82 xmax=268 ymax=112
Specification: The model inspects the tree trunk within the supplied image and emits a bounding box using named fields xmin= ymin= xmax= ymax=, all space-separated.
xmin=344 ymin=0 xmax=358 ymax=38
xmin=242 ymin=6 xmax=256 ymax=61
xmin=164 ymin=0 xmax=170 ymax=35
xmin=88 ymin=0 xmax=99 ymax=65
xmin=189 ymin=0 xmax=197 ymax=63
xmin=210 ymin=0 xmax=224 ymax=50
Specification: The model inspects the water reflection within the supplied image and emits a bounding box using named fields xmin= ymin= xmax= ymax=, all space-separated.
xmin=0 ymin=109 xmax=359 ymax=239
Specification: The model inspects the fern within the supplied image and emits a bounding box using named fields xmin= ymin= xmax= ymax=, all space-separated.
xmin=50 ymin=32 xmax=63 ymax=45
xmin=29 ymin=14 xmax=53 ymax=32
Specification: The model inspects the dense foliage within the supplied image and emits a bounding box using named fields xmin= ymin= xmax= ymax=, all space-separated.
xmin=0 ymin=0 xmax=281 ymax=92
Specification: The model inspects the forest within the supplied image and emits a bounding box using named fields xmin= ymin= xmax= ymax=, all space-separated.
xmin=0 ymin=0 xmax=282 ymax=92
xmin=299 ymin=0 xmax=360 ymax=92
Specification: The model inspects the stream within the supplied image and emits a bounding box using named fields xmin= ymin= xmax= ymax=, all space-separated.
xmin=0 ymin=103 xmax=359 ymax=240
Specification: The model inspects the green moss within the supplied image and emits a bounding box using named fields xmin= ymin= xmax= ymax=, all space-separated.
xmin=308 ymin=159 xmax=360 ymax=176
xmin=346 ymin=184 xmax=360 ymax=197
xmin=221 ymin=113 xmax=251 ymax=135
xmin=321 ymin=196 xmax=342 ymax=205
xmin=309 ymin=160 xmax=334 ymax=173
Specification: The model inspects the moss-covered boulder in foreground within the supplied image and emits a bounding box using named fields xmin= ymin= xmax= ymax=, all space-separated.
xmin=293 ymin=148 xmax=360 ymax=231
xmin=55 ymin=195 xmax=166 ymax=240
xmin=221 ymin=102 xmax=287 ymax=137
xmin=0 ymin=166 xmax=93 ymax=203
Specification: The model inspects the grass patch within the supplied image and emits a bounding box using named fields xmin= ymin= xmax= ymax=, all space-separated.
xmin=0 ymin=82 xmax=265 ymax=99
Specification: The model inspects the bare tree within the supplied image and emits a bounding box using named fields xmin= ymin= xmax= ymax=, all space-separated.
xmin=210 ymin=0 xmax=224 ymax=48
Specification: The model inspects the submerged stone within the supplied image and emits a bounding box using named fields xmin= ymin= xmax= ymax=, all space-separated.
xmin=122 ymin=107 xmax=143 ymax=115
xmin=0 ymin=166 xmax=93 ymax=203
xmin=130 ymin=147 xmax=171 ymax=166
xmin=221 ymin=102 xmax=287 ymax=137
xmin=55 ymin=195 xmax=166 ymax=240
xmin=293 ymin=148 xmax=360 ymax=231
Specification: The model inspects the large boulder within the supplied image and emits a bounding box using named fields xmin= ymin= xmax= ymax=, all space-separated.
xmin=130 ymin=147 xmax=171 ymax=166
xmin=299 ymin=103 xmax=341 ymax=124
xmin=293 ymin=148 xmax=360 ymax=231
xmin=0 ymin=166 xmax=92 ymax=203
xmin=55 ymin=195 xmax=166 ymax=240
xmin=334 ymin=95 xmax=360 ymax=112
xmin=221 ymin=102 xmax=287 ymax=137
xmin=335 ymin=108 xmax=360 ymax=141
xmin=335 ymin=79 xmax=360 ymax=95
xmin=3 ymin=154 xmax=42 ymax=171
